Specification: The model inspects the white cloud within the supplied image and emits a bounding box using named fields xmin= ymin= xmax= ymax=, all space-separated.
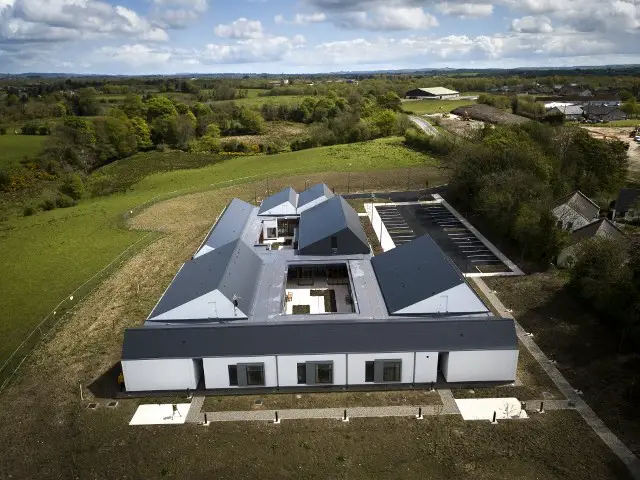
xmin=98 ymin=43 xmax=171 ymax=65
xmin=274 ymin=12 xmax=327 ymax=25
xmin=511 ymin=16 xmax=553 ymax=33
xmin=214 ymin=18 xmax=264 ymax=39
xmin=335 ymin=7 xmax=439 ymax=31
xmin=150 ymin=0 xmax=208 ymax=28
xmin=436 ymin=3 xmax=493 ymax=18
xmin=0 ymin=0 xmax=166 ymax=42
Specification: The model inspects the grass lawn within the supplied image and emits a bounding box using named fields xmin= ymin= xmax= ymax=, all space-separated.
xmin=485 ymin=272 xmax=640 ymax=457
xmin=0 ymin=137 xmax=440 ymax=360
xmin=0 ymin=134 xmax=47 ymax=169
xmin=402 ymin=98 xmax=477 ymax=114
xmin=588 ymin=119 xmax=640 ymax=127
xmin=203 ymin=389 xmax=441 ymax=411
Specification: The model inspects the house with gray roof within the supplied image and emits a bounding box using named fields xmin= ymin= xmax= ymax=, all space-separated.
xmin=552 ymin=191 xmax=600 ymax=231
xmin=258 ymin=187 xmax=298 ymax=216
xmin=557 ymin=218 xmax=624 ymax=267
xmin=296 ymin=183 xmax=334 ymax=213
xmin=121 ymin=186 xmax=519 ymax=393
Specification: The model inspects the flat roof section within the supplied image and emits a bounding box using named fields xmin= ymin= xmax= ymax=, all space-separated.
xmin=122 ymin=317 xmax=518 ymax=360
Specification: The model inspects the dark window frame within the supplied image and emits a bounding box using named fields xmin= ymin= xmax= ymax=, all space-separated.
xmin=382 ymin=361 xmax=402 ymax=382
xmin=245 ymin=363 xmax=265 ymax=386
xmin=297 ymin=363 xmax=306 ymax=384
xmin=228 ymin=365 xmax=238 ymax=386
xmin=315 ymin=362 xmax=333 ymax=384
xmin=365 ymin=361 xmax=374 ymax=382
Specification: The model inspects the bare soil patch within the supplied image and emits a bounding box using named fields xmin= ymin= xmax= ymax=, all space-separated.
xmin=451 ymin=104 xmax=530 ymax=125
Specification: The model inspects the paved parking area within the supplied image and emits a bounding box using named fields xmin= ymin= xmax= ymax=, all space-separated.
xmin=376 ymin=203 xmax=511 ymax=274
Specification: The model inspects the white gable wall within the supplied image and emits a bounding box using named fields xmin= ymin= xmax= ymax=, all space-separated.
xmin=203 ymin=356 xmax=278 ymax=389
xmin=122 ymin=359 xmax=199 ymax=391
xmin=297 ymin=196 xmax=328 ymax=214
xmin=442 ymin=350 xmax=518 ymax=383
xmin=394 ymin=283 xmax=489 ymax=315
xmin=150 ymin=289 xmax=246 ymax=320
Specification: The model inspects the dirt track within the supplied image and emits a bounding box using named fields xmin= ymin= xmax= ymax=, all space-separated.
xmin=582 ymin=126 xmax=640 ymax=178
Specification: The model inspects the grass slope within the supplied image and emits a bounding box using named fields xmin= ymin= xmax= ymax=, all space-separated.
xmin=403 ymin=98 xmax=477 ymax=114
xmin=0 ymin=135 xmax=47 ymax=169
xmin=214 ymin=94 xmax=312 ymax=108
xmin=0 ymin=137 xmax=435 ymax=359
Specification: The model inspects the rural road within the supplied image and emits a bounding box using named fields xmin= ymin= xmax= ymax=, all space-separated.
xmin=409 ymin=115 xmax=438 ymax=136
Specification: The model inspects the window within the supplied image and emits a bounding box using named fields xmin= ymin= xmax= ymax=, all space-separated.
xmin=228 ymin=365 xmax=238 ymax=386
xmin=330 ymin=236 xmax=338 ymax=249
xmin=315 ymin=363 xmax=333 ymax=384
xmin=267 ymin=227 xmax=277 ymax=238
xmin=365 ymin=361 xmax=374 ymax=382
xmin=246 ymin=364 xmax=265 ymax=386
xmin=297 ymin=363 xmax=306 ymax=384
xmin=383 ymin=361 xmax=401 ymax=382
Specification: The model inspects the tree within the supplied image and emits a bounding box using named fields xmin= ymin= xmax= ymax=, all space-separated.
xmin=378 ymin=91 xmax=402 ymax=111
xmin=146 ymin=96 xmax=178 ymax=122
xmin=129 ymin=117 xmax=152 ymax=150
xmin=174 ymin=113 xmax=196 ymax=149
xmin=59 ymin=173 xmax=85 ymax=200
xmin=122 ymin=94 xmax=147 ymax=119
xmin=621 ymin=97 xmax=638 ymax=119
xmin=369 ymin=109 xmax=398 ymax=137
xmin=151 ymin=114 xmax=178 ymax=146
xmin=93 ymin=116 xmax=137 ymax=163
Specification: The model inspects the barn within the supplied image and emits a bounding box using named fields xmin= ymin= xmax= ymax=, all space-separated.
xmin=405 ymin=87 xmax=460 ymax=100
xmin=120 ymin=186 xmax=519 ymax=392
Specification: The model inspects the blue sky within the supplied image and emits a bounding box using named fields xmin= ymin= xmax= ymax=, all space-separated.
xmin=0 ymin=0 xmax=639 ymax=74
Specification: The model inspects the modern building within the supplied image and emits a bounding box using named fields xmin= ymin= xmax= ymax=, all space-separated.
xmin=405 ymin=87 xmax=460 ymax=100
xmin=121 ymin=184 xmax=519 ymax=392
xmin=552 ymin=191 xmax=600 ymax=231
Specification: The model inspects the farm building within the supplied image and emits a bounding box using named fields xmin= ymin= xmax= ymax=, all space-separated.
xmin=405 ymin=87 xmax=460 ymax=100
xmin=546 ymin=105 xmax=584 ymax=122
xmin=557 ymin=218 xmax=624 ymax=267
xmin=612 ymin=188 xmax=640 ymax=222
xmin=121 ymin=185 xmax=519 ymax=392
xmin=552 ymin=191 xmax=600 ymax=231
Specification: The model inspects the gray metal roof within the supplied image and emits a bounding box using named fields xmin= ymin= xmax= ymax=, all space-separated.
xmin=568 ymin=218 xmax=623 ymax=246
xmin=198 ymin=198 xmax=254 ymax=254
xmin=615 ymin=188 xmax=639 ymax=213
xmin=297 ymin=183 xmax=334 ymax=209
xmin=298 ymin=195 xmax=369 ymax=254
xmin=258 ymin=187 xmax=298 ymax=215
xmin=122 ymin=317 xmax=518 ymax=360
xmin=149 ymin=239 xmax=263 ymax=321
xmin=372 ymin=235 xmax=488 ymax=315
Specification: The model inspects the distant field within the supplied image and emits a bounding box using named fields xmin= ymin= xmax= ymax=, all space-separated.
xmin=214 ymin=94 xmax=312 ymax=108
xmin=588 ymin=119 xmax=640 ymax=127
xmin=0 ymin=137 xmax=437 ymax=359
xmin=403 ymin=98 xmax=478 ymax=114
xmin=0 ymin=135 xmax=47 ymax=169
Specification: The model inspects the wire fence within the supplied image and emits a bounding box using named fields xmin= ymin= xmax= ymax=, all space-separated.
xmin=0 ymin=165 xmax=444 ymax=393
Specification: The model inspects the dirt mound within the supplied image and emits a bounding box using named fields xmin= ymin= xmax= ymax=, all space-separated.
xmin=451 ymin=104 xmax=530 ymax=125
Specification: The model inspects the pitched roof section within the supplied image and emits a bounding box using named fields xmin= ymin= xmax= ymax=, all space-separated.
xmin=615 ymin=188 xmax=640 ymax=212
xmin=122 ymin=317 xmax=518 ymax=360
xmin=258 ymin=187 xmax=298 ymax=216
xmin=417 ymin=87 xmax=459 ymax=96
xmin=554 ymin=191 xmax=599 ymax=222
xmin=372 ymin=235 xmax=489 ymax=316
xmin=298 ymin=195 xmax=369 ymax=255
xmin=297 ymin=183 xmax=334 ymax=213
xmin=149 ymin=239 xmax=263 ymax=322
xmin=568 ymin=218 xmax=624 ymax=246
xmin=194 ymin=198 xmax=254 ymax=258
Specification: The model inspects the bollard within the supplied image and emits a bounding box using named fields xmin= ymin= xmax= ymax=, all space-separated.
xmin=272 ymin=410 xmax=281 ymax=424
xmin=521 ymin=401 xmax=526 ymax=411
xmin=491 ymin=411 xmax=497 ymax=424
xmin=202 ymin=412 xmax=210 ymax=426
xmin=430 ymin=382 xmax=434 ymax=392
xmin=416 ymin=407 xmax=423 ymax=420
xmin=539 ymin=401 xmax=545 ymax=414
xmin=342 ymin=409 xmax=349 ymax=422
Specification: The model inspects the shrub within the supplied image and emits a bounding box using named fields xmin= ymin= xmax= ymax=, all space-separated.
xmin=59 ymin=173 xmax=85 ymax=200
xmin=221 ymin=139 xmax=251 ymax=153
xmin=0 ymin=126 xmax=6 ymax=135
xmin=290 ymin=137 xmax=315 ymax=151
xmin=40 ymin=199 xmax=56 ymax=211
xmin=0 ymin=170 xmax=9 ymax=190
xmin=38 ymin=125 xmax=51 ymax=135
xmin=55 ymin=194 xmax=76 ymax=208
xmin=404 ymin=128 xmax=456 ymax=155
xmin=23 ymin=205 xmax=36 ymax=216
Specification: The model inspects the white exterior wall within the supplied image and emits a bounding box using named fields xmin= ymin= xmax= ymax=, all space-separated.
xmin=347 ymin=352 xmax=414 ymax=385
xmin=203 ymin=356 xmax=277 ymax=389
xmin=122 ymin=358 xmax=199 ymax=392
xmin=442 ymin=350 xmax=519 ymax=383
xmin=413 ymin=351 xmax=439 ymax=383
xmin=277 ymin=354 xmax=347 ymax=386
xmin=371 ymin=204 xmax=395 ymax=251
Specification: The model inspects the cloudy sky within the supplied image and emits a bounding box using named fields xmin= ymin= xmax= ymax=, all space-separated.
xmin=0 ymin=0 xmax=639 ymax=74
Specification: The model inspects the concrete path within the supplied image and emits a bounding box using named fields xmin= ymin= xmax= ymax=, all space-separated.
xmin=409 ymin=115 xmax=438 ymax=136
xmin=185 ymin=395 xmax=204 ymax=423
xmin=473 ymin=277 xmax=640 ymax=479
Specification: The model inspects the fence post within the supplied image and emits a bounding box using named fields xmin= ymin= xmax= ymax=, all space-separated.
xmin=416 ymin=407 xmax=423 ymax=420
xmin=491 ymin=411 xmax=497 ymax=424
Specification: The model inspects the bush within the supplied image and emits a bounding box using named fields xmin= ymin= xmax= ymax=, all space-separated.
xmin=0 ymin=126 xmax=6 ymax=135
xmin=290 ymin=137 xmax=315 ymax=151
xmin=59 ymin=173 xmax=85 ymax=200
xmin=23 ymin=205 xmax=36 ymax=216
xmin=55 ymin=193 xmax=76 ymax=208
xmin=40 ymin=199 xmax=56 ymax=211
xmin=0 ymin=170 xmax=9 ymax=190
xmin=221 ymin=139 xmax=251 ymax=153
xmin=38 ymin=125 xmax=51 ymax=135
xmin=404 ymin=128 xmax=455 ymax=155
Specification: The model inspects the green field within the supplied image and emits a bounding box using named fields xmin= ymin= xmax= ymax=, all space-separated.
xmin=0 ymin=137 xmax=436 ymax=359
xmin=0 ymin=135 xmax=47 ymax=169
xmin=403 ymin=98 xmax=477 ymax=114
xmin=214 ymin=94 xmax=312 ymax=108
xmin=588 ymin=119 xmax=640 ymax=127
